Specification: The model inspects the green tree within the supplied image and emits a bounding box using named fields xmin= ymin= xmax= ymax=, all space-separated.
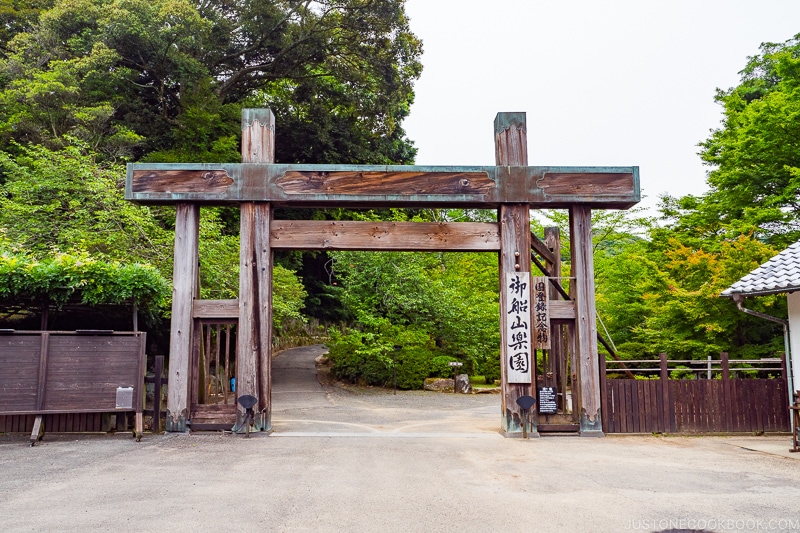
xmin=680 ymin=33 xmax=800 ymax=246
xmin=0 ymin=0 xmax=422 ymax=164
xmin=0 ymin=0 xmax=52 ymax=60
xmin=0 ymin=141 xmax=172 ymax=268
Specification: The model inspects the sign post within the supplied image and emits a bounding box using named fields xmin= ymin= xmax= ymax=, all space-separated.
xmin=449 ymin=361 xmax=464 ymax=393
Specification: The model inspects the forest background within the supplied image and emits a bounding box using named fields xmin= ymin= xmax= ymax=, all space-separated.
xmin=0 ymin=0 xmax=798 ymax=389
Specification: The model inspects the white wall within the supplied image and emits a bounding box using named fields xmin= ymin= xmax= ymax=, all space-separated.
xmin=786 ymin=292 xmax=800 ymax=395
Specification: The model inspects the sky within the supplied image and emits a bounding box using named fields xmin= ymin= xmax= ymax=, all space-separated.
xmin=402 ymin=0 xmax=800 ymax=215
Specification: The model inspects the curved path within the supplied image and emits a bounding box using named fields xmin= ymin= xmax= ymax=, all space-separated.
xmin=270 ymin=345 xmax=498 ymax=436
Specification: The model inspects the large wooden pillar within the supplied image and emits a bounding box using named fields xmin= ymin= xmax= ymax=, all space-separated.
xmin=237 ymin=109 xmax=274 ymax=432
xmin=496 ymin=112 xmax=537 ymax=437
xmin=570 ymin=205 xmax=604 ymax=436
xmin=166 ymin=203 xmax=199 ymax=432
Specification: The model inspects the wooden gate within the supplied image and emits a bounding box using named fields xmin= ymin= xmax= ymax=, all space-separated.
xmin=188 ymin=299 xmax=239 ymax=430
xmin=189 ymin=321 xmax=237 ymax=430
xmin=127 ymin=109 xmax=641 ymax=437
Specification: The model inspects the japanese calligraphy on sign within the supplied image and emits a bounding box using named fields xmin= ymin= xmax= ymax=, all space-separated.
xmin=532 ymin=276 xmax=551 ymax=350
xmin=505 ymin=272 xmax=532 ymax=384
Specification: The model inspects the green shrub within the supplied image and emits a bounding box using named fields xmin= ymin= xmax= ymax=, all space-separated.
xmin=326 ymin=330 xmax=392 ymax=386
xmin=394 ymin=346 xmax=435 ymax=389
xmin=326 ymin=323 xmax=446 ymax=389
xmin=429 ymin=355 xmax=459 ymax=378
xmin=481 ymin=350 xmax=501 ymax=384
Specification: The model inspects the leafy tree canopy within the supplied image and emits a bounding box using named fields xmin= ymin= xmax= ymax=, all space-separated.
xmin=666 ymin=33 xmax=800 ymax=247
xmin=0 ymin=0 xmax=422 ymax=164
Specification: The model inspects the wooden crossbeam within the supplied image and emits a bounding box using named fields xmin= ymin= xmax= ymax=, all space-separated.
xmin=127 ymin=164 xmax=639 ymax=208
xmin=270 ymin=221 xmax=500 ymax=251
xmin=531 ymin=231 xmax=556 ymax=265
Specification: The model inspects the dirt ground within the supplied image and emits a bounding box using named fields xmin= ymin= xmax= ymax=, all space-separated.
xmin=1 ymin=345 xmax=798 ymax=532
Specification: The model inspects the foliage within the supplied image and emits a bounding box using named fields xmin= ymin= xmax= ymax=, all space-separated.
xmin=429 ymin=355 xmax=459 ymax=378
xmin=0 ymin=141 xmax=172 ymax=270
xmin=325 ymin=322 xmax=446 ymax=389
xmin=597 ymin=36 xmax=800 ymax=360
xmin=0 ymin=0 xmax=53 ymax=60
xmin=655 ymin=33 xmax=800 ymax=247
xmin=601 ymin=234 xmax=782 ymax=360
xmin=0 ymin=249 xmax=169 ymax=312
xmin=272 ymin=264 xmax=308 ymax=334
xmin=535 ymin=208 xmax=784 ymax=362
xmin=326 ymin=248 xmax=499 ymax=386
xmin=0 ymin=0 xmax=422 ymax=164
xmin=323 ymin=225 xmax=499 ymax=389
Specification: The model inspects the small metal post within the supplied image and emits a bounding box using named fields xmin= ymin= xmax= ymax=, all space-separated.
xmin=153 ymin=355 xmax=164 ymax=433
xmin=707 ymin=355 xmax=712 ymax=380
xmin=393 ymin=345 xmax=401 ymax=395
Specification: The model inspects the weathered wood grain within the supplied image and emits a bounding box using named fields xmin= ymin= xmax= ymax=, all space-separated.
xmin=570 ymin=204 xmax=603 ymax=435
xmin=544 ymin=227 xmax=570 ymax=418
xmin=241 ymin=108 xmax=274 ymax=164
xmin=238 ymin=110 xmax=273 ymax=433
xmin=166 ymin=203 xmax=199 ymax=431
xmin=531 ymin=232 xmax=556 ymax=265
xmin=496 ymin=111 xmax=536 ymax=438
xmin=538 ymin=172 xmax=635 ymax=196
xmin=0 ymin=332 xmax=145 ymax=420
xmin=276 ymin=171 xmax=494 ymax=196
xmin=238 ymin=203 xmax=259 ymax=416
xmin=0 ymin=335 xmax=40 ymax=412
xmin=254 ymin=202 xmax=272 ymax=431
xmin=495 ymin=112 xmax=527 ymax=167
xmin=132 ymin=170 xmax=233 ymax=193
xmin=270 ymin=221 xmax=501 ymax=251
xmin=126 ymin=163 xmax=640 ymax=208
xmin=192 ymin=299 xmax=239 ymax=319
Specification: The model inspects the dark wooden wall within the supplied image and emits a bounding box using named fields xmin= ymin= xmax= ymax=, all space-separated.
xmin=0 ymin=332 xmax=146 ymax=428
xmin=0 ymin=413 xmax=109 ymax=434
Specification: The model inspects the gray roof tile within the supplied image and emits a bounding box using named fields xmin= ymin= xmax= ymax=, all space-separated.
xmin=721 ymin=240 xmax=800 ymax=297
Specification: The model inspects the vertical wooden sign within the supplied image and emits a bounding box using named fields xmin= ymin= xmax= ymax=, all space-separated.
xmin=532 ymin=276 xmax=551 ymax=350
xmin=505 ymin=272 xmax=533 ymax=383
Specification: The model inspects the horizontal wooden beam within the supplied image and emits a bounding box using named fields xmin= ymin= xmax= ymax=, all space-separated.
xmin=270 ymin=221 xmax=501 ymax=251
xmin=549 ymin=300 xmax=575 ymax=320
xmin=126 ymin=164 xmax=639 ymax=209
xmin=192 ymin=299 xmax=239 ymax=319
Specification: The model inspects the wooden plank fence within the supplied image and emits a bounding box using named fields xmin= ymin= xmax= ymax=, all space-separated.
xmin=0 ymin=331 xmax=146 ymax=440
xmin=602 ymin=352 xmax=791 ymax=433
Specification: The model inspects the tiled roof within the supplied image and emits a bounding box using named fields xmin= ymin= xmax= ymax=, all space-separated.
xmin=721 ymin=240 xmax=800 ymax=297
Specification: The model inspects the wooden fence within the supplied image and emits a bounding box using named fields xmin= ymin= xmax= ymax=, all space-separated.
xmin=0 ymin=331 xmax=146 ymax=440
xmin=602 ymin=352 xmax=791 ymax=433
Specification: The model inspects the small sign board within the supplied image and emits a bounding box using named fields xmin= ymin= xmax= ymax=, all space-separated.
xmin=538 ymin=386 xmax=558 ymax=414
xmin=116 ymin=386 xmax=134 ymax=409
xmin=505 ymin=272 xmax=532 ymax=383
xmin=448 ymin=361 xmax=463 ymax=367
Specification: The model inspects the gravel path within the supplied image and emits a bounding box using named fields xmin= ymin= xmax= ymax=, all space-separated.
xmin=272 ymin=344 xmax=498 ymax=436
xmin=1 ymin=345 xmax=798 ymax=532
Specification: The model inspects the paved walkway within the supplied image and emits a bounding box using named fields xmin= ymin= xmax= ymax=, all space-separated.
xmin=1 ymin=345 xmax=798 ymax=532
xmin=271 ymin=344 xmax=499 ymax=436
